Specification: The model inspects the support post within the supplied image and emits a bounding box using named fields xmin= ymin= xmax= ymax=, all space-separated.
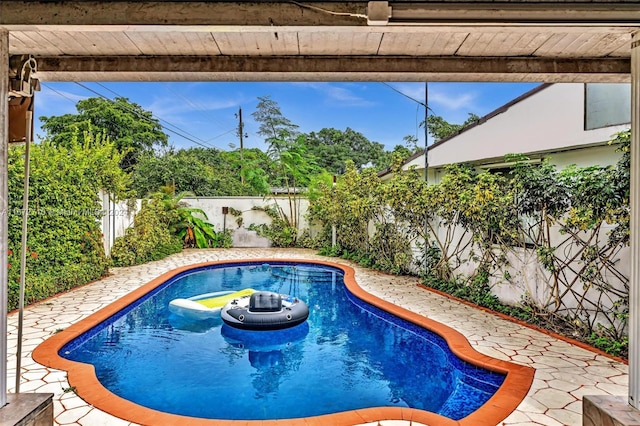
xmin=0 ymin=30 xmax=9 ymax=408
xmin=15 ymin=109 xmax=32 ymax=393
xmin=629 ymin=31 xmax=640 ymax=410
xmin=331 ymin=175 xmax=337 ymax=249
xmin=423 ymin=82 xmax=429 ymax=276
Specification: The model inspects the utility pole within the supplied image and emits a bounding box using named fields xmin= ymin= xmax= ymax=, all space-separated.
xmin=424 ymin=81 xmax=428 ymax=180
xmin=238 ymin=107 xmax=245 ymax=184
xmin=424 ymin=81 xmax=429 ymax=277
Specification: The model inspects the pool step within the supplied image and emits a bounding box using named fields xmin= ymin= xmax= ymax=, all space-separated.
xmin=438 ymin=374 xmax=503 ymax=420
xmin=269 ymin=267 xmax=338 ymax=283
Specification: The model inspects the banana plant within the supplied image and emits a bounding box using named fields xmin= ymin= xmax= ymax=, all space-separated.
xmin=155 ymin=186 xmax=218 ymax=248
xmin=175 ymin=206 xmax=218 ymax=248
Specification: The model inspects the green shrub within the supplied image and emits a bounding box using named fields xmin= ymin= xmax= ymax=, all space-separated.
xmin=7 ymin=133 xmax=129 ymax=311
xmin=587 ymin=333 xmax=628 ymax=358
xmin=249 ymin=205 xmax=298 ymax=247
xmin=110 ymin=196 xmax=183 ymax=266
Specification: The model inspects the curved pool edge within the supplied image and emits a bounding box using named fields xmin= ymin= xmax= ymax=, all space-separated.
xmin=32 ymin=258 xmax=535 ymax=426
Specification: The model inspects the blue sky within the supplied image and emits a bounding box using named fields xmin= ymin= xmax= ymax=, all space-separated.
xmin=35 ymin=81 xmax=541 ymax=152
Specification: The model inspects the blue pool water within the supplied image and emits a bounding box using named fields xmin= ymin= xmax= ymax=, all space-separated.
xmin=60 ymin=262 xmax=505 ymax=421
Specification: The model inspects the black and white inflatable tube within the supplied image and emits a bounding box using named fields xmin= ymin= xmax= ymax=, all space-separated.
xmin=220 ymin=291 xmax=309 ymax=331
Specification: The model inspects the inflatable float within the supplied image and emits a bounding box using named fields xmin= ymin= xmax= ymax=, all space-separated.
xmin=169 ymin=288 xmax=255 ymax=320
xmin=221 ymin=290 xmax=309 ymax=330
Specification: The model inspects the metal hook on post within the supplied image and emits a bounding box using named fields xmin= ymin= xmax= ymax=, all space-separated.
xmin=8 ymin=55 xmax=39 ymax=99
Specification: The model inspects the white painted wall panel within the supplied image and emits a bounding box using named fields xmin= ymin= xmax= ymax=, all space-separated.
xmin=428 ymin=83 xmax=629 ymax=168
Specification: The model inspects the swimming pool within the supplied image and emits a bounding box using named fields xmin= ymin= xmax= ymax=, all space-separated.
xmin=33 ymin=259 xmax=534 ymax=425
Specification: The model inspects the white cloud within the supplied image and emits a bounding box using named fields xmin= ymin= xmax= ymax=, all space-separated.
xmin=428 ymin=87 xmax=477 ymax=112
xmin=148 ymin=91 xmax=240 ymax=118
xmin=35 ymin=86 xmax=85 ymax=117
xmin=145 ymin=85 xmax=242 ymax=131
xmin=291 ymin=82 xmax=376 ymax=107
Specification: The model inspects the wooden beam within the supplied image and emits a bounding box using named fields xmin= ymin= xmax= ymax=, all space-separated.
xmin=2 ymin=1 xmax=640 ymax=29
xmin=390 ymin=2 xmax=640 ymax=25
xmin=33 ymin=55 xmax=631 ymax=83
xmin=0 ymin=2 xmax=369 ymax=27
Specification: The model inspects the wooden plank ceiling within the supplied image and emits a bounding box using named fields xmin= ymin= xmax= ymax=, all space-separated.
xmin=1 ymin=1 xmax=639 ymax=82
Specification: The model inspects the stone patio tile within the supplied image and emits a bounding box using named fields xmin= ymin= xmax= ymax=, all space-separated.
xmin=500 ymin=409 xmax=533 ymax=423
xmin=584 ymin=364 xmax=629 ymax=377
xmin=595 ymin=382 xmax=629 ymax=395
xmin=20 ymin=369 xmax=48 ymax=382
xmin=59 ymin=394 xmax=90 ymax=411
xmin=571 ymin=385 xmax=609 ymax=399
xmin=55 ymin=405 xmax=93 ymax=424
xmin=565 ymin=399 xmax=583 ymax=413
xmin=530 ymin=388 xmax=578 ymax=409
xmin=528 ymin=355 xmax=579 ymax=368
xmin=524 ymin=411 xmax=566 ymax=426
xmin=15 ymin=379 xmax=47 ymax=393
xmin=510 ymin=348 xmax=544 ymax=357
xmin=562 ymin=357 xmax=591 ymax=368
xmin=20 ymin=380 xmax=65 ymax=394
xmin=509 ymin=354 xmax=535 ymax=365
xmin=474 ymin=346 xmax=510 ymax=361
xmin=501 ymin=422 xmax=545 ymax=426
xmin=514 ymin=397 xmax=548 ymax=414
xmin=546 ymin=407 xmax=582 ymax=424
xmin=526 ymin=380 xmax=550 ymax=395
xmin=551 ymin=371 xmax=597 ymax=386
xmin=609 ymin=374 xmax=630 ymax=385
xmin=51 ymin=399 xmax=67 ymax=418
xmin=533 ymin=369 xmax=556 ymax=381
xmin=42 ymin=370 xmax=69 ymax=385
xmin=77 ymin=408 xmax=138 ymax=426
xmin=546 ymin=343 xmax=600 ymax=359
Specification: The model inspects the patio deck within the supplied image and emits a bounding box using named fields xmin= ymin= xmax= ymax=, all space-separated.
xmin=7 ymin=248 xmax=629 ymax=426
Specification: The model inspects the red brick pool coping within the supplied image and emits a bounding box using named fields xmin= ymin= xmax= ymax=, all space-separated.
xmin=32 ymin=259 xmax=535 ymax=426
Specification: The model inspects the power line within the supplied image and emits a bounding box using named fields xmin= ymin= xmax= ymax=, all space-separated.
xmin=380 ymin=82 xmax=433 ymax=112
xmin=206 ymin=128 xmax=237 ymax=142
xmin=162 ymin=82 xmax=236 ymax=131
xmin=41 ymin=84 xmax=81 ymax=105
xmin=71 ymin=82 xmax=217 ymax=150
xmin=94 ymin=82 xmax=211 ymax=146
xmin=89 ymin=82 xmax=216 ymax=148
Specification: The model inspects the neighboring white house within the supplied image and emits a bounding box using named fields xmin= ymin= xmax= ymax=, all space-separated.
xmin=385 ymin=83 xmax=630 ymax=181
xmin=381 ymin=83 xmax=631 ymax=326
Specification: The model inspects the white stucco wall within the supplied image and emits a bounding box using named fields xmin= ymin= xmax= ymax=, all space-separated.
xmin=100 ymin=195 xmax=313 ymax=250
xmin=546 ymin=143 xmax=621 ymax=169
xmin=182 ymin=196 xmax=311 ymax=234
xmin=388 ymin=83 xmax=631 ymax=331
xmin=100 ymin=192 xmax=139 ymax=256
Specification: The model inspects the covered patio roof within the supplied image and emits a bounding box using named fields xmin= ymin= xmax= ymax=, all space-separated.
xmin=1 ymin=1 xmax=638 ymax=83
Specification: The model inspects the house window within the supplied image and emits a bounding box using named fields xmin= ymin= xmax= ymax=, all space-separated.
xmin=584 ymin=83 xmax=630 ymax=130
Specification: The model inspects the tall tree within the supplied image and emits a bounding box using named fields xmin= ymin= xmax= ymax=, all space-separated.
xmin=40 ymin=96 xmax=169 ymax=171
xmin=252 ymin=95 xmax=299 ymax=158
xmin=425 ymin=113 xmax=481 ymax=143
xmin=251 ymin=95 xmax=316 ymax=238
xmin=303 ymin=127 xmax=387 ymax=174
xmin=132 ymin=147 xmax=271 ymax=197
